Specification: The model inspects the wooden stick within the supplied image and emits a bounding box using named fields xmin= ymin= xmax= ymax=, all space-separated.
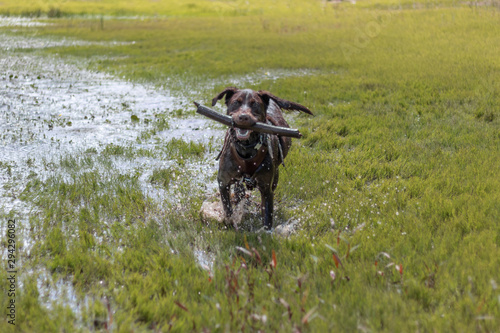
xmin=194 ymin=102 xmax=303 ymax=139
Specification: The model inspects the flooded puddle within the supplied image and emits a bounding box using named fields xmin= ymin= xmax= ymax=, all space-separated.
xmin=34 ymin=268 xmax=90 ymax=319
xmin=0 ymin=32 xmax=221 ymax=213
xmin=0 ymin=17 xmax=51 ymax=28
xmin=0 ymin=26 xmax=222 ymax=318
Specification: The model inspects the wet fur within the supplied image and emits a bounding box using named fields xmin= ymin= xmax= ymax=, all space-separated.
xmin=212 ymin=87 xmax=312 ymax=230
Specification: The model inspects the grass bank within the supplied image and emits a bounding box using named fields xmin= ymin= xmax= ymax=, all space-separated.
xmin=1 ymin=0 xmax=500 ymax=332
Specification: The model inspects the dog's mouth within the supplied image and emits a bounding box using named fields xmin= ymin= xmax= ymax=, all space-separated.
xmin=235 ymin=128 xmax=252 ymax=141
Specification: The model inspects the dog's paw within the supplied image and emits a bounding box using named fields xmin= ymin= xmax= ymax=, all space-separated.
xmin=256 ymin=226 xmax=273 ymax=235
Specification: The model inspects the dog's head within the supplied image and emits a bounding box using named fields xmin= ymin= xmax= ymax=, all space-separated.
xmin=212 ymin=87 xmax=312 ymax=142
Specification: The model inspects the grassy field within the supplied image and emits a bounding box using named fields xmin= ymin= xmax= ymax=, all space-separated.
xmin=1 ymin=0 xmax=500 ymax=332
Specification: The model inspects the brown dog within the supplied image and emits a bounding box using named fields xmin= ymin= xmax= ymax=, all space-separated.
xmin=212 ymin=87 xmax=312 ymax=230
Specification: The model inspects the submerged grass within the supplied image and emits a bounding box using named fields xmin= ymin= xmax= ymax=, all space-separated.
xmin=1 ymin=0 xmax=500 ymax=332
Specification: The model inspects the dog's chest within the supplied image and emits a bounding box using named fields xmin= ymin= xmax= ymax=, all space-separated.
xmin=229 ymin=143 xmax=268 ymax=176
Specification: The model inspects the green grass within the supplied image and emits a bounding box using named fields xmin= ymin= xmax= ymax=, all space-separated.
xmin=1 ymin=0 xmax=500 ymax=332
xmin=0 ymin=0 xmax=319 ymax=17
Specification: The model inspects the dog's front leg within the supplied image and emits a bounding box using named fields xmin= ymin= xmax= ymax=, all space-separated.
xmin=260 ymin=188 xmax=274 ymax=230
xmin=219 ymin=181 xmax=233 ymax=225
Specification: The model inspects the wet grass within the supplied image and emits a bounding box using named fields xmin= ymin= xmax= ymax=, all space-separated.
xmin=1 ymin=0 xmax=500 ymax=332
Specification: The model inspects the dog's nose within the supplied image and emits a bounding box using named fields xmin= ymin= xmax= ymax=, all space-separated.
xmin=238 ymin=114 xmax=250 ymax=123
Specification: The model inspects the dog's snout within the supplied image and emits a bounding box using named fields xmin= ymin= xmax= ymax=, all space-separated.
xmin=232 ymin=111 xmax=256 ymax=127
xmin=238 ymin=114 xmax=250 ymax=123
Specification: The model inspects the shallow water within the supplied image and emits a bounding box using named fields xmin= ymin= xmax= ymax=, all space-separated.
xmin=0 ymin=27 xmax=223 ymax=316
xmin=0 ymin=31 xmax=222 ymax=215
xmin=34 ymin=267 xmax=91 ymax=319
xmin=0 ymin=17 xmax=50 ymax=28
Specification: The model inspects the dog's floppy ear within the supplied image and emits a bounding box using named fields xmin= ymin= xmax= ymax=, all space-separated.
xmin=212 ymin=87 xmax=239 ymax=106
xmin=258 ymin=91 xmax=313 ymax=115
